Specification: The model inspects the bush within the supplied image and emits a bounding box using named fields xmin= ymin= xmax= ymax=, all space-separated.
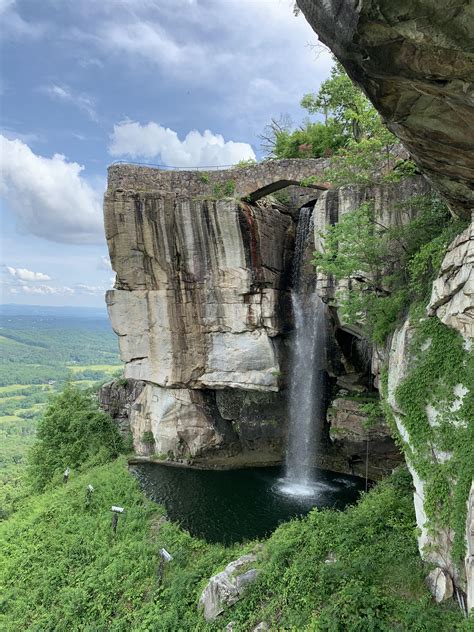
xmin=28 ymin=384 xmax=124 ymax=491
xmin=313 ymin=194 xmax=468 ymax=343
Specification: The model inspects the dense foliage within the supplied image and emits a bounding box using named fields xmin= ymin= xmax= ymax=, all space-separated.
xmin=313 ymin=194 xmax=468 ymax=344
xmin=1 ymin=455 xmax=467 ymax=630
xmin=262 ymin=60 xmax=414 ymax=186
xmin=28 ymin=385 xmax=125 ymax=492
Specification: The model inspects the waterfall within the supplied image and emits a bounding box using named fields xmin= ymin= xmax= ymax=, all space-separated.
xmin=281 ymin=206 xmax=326 ymax=495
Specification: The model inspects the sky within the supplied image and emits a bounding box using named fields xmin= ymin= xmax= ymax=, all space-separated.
xmin=0 ymin=0 xmax=333 ymax=307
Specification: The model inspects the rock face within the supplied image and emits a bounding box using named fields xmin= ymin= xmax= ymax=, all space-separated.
xmin=98 ymin=379 xmax=146 ymax=436
xmin=104 ymin=163 xmax=303 ymax=460
xmin=385 ymin=316 xmax=473 ymax=607
xmin=102 ymin=164 xmax=421 ymax=469
xmin=312 ymin=177 xmax=431 ymax=313
xmin=428 ymin=222 xmax=474 ymax=339
xmin=198 ymin=553 xmax=259 ymax=621
xmin=106 ymin=196 xmax=293 ymax=391
xmin=297 ymin=0 xmax=474 ymax=220
xmin=327 ymin=397 xmax=401 ymax=479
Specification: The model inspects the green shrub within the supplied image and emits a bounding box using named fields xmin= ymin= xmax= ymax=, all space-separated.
xmin=141 ymin=430 xmax=155 ymax=444
xmin=313 ymin=194 xmax=467 ymax=343
xmin=234 ymin=158 xmax=257 ymax=169
xmin=28 ymin=384 xmax=124 ymax=491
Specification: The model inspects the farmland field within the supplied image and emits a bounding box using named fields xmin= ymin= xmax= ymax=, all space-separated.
xmin=0 ymin=304 xmax=122 ymax=516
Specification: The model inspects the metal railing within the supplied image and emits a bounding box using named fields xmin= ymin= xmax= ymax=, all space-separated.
xmin=110 ymin=160 xmax=238 ymax=171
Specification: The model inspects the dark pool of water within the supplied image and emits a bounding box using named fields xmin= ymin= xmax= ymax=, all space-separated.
xmin=131 ymin=464 xmax=366 ymax=544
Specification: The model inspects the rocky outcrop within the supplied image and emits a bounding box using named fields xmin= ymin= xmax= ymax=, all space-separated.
xmin=312 ymin=176 xmax=431 ymax=313
xmin=102 ymin=165 xmax=423 ymax=469
xmin=327 ymin=396 xmax=401 ymax=479
xmin=297 ymin=0 xmax=474 ymax=220
xmin=198 ymin=553 xmax=259 ymax=621
xmin=104 ymin=163 xmax=302 ymax=460
xmin=386 ymin=316 xmax=472 ymax=609
xmin=105 ymin=195 xmax=294 ymax=391
xmin=428 ymin=221 xmax=474 ymax=339
xmin=98 ymin=379 xmax=146 ymax=436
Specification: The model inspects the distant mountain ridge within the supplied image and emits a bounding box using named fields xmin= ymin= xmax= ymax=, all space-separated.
xmin=0 ymin=304 xmax=108 ymax=318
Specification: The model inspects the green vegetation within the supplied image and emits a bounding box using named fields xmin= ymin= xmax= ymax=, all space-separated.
xmin=0 ymin=388 xmax=468 ymax=630
xmin=314 ymin=188 xmax=472 ymax=566
xmin=141 ymin=430 xmax=155 ymax=445
xmin=28 ymin=385 xmax=125 ymax=492
xmin=313 ymin=194 xmax=468 ymax=344
xmin=262 ymin=60 xmax=416 ymax=186
xmin=0 ymin=309 xmax=121 ymax=518
xmin=394 ymin=318 xmax=473 ymax=565
xmin=199 ymin=171 xmax=210 ymax=183
xmin=234 ymin=158 xmax=257 ymax=169
xmin=212 ymin=179 xmax=236 ymax=199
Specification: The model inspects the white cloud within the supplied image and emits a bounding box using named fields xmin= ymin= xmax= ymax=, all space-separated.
xmin=0 ymin=135 xmax=104 ymax=244
xmin=100 ymin=21 xmax=196 ymax=68
xmin=75 ymin=283 xmax=107 ymax=295
xmin=43 ymin=84 xmax=97 ymax=121
xmin=98 ymin=255 xmax=112 ymax=270
xmin=6 ymin=266 xmax=51 ymax=282
xmin=0 ymin=0 xmax=15 ymax=16
xmin=109 ymin=121 xmax=255 ymax=167
xmin=10 ymin=284 xmax=74 ymax=296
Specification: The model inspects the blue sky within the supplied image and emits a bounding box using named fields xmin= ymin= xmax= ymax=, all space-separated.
xmin=0 ymin=0 xmax=332 ymax=307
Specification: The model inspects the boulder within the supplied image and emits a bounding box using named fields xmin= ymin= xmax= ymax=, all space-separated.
xmin=426 ymin=568 xmax=454 ymax=603
xmin=198 ymin=553 xmax=259 ymax=621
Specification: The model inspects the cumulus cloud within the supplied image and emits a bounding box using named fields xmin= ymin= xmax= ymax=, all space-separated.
xmin=10 ymin=284 xmax=74 ymax=296
xmin=6 ymin=266 xmax=51 ymax=282
xmin=42 ymin=84 xmax=97 ymax=121
xmin=75 ymin=283 xmax=107 ymax=295
xmin=109 ymin=121 xmax=255 ymax=167
xmin=0 ymin=135 xmax=104 ymax=244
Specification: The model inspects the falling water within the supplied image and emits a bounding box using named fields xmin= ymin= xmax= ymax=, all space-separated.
xmin=281 ymin=206 xmax=327 ymax=496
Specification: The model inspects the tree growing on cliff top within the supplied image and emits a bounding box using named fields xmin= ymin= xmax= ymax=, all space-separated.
xmin=262 ymin=61 xmax=412 ymax=185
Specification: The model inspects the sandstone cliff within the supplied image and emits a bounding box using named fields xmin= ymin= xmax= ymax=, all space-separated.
xmin=102 ymin=164 xmax=432 ymax=476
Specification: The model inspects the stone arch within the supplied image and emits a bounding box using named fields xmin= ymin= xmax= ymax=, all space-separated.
xmin=107 ymin=158 xmax=331 ymax=203
xmin=245 ymin=178 xmax=328 ymax=203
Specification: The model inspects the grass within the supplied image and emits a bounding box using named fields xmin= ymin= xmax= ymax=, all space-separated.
xmin=68 ymin=364 xmax=121 ymax=374
xmin=0 ymin=459 xmax=468 ymax=631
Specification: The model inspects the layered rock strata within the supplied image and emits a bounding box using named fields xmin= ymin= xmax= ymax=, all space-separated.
xmin=103 ymin=164 xmax=422 ymax=473
xmin=104 ymin=163 xmax=306 ymax=460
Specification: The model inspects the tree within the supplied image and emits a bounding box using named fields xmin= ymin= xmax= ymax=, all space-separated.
xmin=28 ymin=384 xmax=124 ymax=491
xmin=261 ymin=60 xmax=418 ymax=185
xmin=313 ymin=195 xmax=464 ymax=343
xmin=300 ymin=60 xmax=386 ymax=142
